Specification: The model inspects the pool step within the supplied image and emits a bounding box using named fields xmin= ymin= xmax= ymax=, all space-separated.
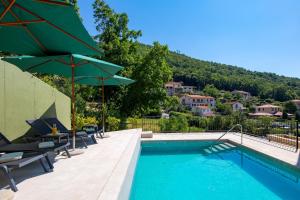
xmin=202 ymin=143 xmax=236 ymax=155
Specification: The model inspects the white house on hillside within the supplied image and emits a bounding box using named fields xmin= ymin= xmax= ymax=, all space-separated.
xmin=180 ymin=94 xmax=216 ymax=109
xmin=165 ymin=82 xmax=197 ymax=96
xmin=255 ymin=104 xmax=281 ymax=114
xmin=182 ymin=86 xmax=197 ymax=94
xmin=249 ymin=104 xmax=282 ymax=117
xmin=165 ymin=81 xmax=183 ymax=96
xmin=230 ymin=101 xmax=246 ymax=112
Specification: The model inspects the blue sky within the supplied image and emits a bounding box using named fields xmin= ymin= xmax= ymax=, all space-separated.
xmin=78 ymin=0 xmax=300 ymax=78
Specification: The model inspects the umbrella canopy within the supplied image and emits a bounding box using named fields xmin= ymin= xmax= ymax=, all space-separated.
xmin=0 ymin=0 xmax=102 ymax=56
xmin=2 ymin=54 xmax=122 ymax=77
xmin=75 ymin=75 xmax=135 ymax=86
xmin=75 ymin=75 xmax=135 ymax=135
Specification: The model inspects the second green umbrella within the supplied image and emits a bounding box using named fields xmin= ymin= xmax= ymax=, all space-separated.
xmin=75 ymin=75 xmax=135 ymax=134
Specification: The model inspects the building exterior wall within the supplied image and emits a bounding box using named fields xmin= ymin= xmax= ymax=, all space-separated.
xmin=180 ymin=95 xmax=216 ymax=109
xmin=255 ymin=106 xmax=280 ymax=114
xmin=0 ymin=60 xmax=71 ymax=141
xmin=182 ymin=86 xmax=196 ymax=94
xmin=232 ymin=102 xmax=244 ymax=112
xmin=192 ymin=107 xmax=213 ymax=116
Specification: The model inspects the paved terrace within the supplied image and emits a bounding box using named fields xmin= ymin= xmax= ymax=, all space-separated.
xmin=0 ymin=129 xmax=141 ymax=200
xmin=142 ymin=132 xmax=300 ymax=168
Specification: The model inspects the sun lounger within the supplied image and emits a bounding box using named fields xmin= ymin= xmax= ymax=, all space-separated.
xmin=82 ymin=124 xmax=103 ymax=139
xmin=0 ymin=153 xmax=49 ymax=192
xmin=0 ymin=132 xmax=71 ymax=164
xmin=26 ymin=118 xmax=93 ymax=148
xmin=43 ymin=118 xmax=98 ymax=145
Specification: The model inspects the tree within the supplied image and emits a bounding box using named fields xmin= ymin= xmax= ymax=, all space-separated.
xmin=67 ymin=0 xmax=80 ymax=15
xmin=216 ymin=101 xmax=232 ymax=115
xmin=223 ymin=92 xmax=233 ymax=101
xmin=163 ymin=96 xmax=181 ymax=112
xmin=296 ymin=111 xmax=300 ymax=121
xmin=93 ymin=0 xmax=143 ymax=118
xmin=93 ymin=0 xmax=141 ymax=68
xmin=282 ymin=111 xmax=288 ymax=120
xmin=284 ymin=101 xmax=297 ymax=114
xmin=122 ymin=42 xmax=172 ymax=116
xmin=273 ymin=86 xmax=296 ymax=102
xmin=203 ymin=84 xmax=220 ymax=98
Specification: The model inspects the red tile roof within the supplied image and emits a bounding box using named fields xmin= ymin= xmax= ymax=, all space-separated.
xmin=185 ymin=95 xmax=214 ymax=99
xmin=256 ymin=104 xmax=280 ymax=108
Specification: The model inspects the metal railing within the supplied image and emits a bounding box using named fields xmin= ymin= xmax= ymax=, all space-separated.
xmin=122 ymin=116 xmax=299 ymax=152
xmin=216 ymin=124 xmax=243 ymax=144
xmin=210 ymin=124 xmax=243 ymax=152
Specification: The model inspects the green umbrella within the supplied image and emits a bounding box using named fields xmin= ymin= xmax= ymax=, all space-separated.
xmin=75 ymin=75 xmax=135 ymax=135
xmin=75 ymin=75 xmax=135 ymax=86
xmin=3 ymin=54 xmax=122 ymax=149
xmin=2 ymin=54 xmax=122 ymax=77
xmin=0 ymin=0 xmax=102 ymax=56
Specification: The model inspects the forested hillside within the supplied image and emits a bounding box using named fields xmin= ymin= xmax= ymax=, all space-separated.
xmin=139 ymin=44 xmax=300 ymax=102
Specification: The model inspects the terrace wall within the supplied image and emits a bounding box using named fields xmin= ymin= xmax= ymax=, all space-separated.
xmin=0 ymin=60 xmax=71 ymax=141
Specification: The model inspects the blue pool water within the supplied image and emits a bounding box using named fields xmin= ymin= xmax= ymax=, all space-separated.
xmin=130 ymin=141 xmax=300 ymax=200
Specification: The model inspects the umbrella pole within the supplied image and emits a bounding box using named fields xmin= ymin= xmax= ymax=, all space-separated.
xmin=71 ymin=64 xmax=76 ymax=150
xmin=102 ymin=78 xmax=105 ymax=135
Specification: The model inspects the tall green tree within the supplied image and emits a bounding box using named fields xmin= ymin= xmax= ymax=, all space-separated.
xmin=122 ymin=42 xmax=173 ymax=116
xmin=284 ymin=101 xmax=298 ymax=114
xmin=93 ymin=0 xmax=141 ymax=70
xmin=203 ymin=84 xmax=220 ymax=98
xmin=93 ymin=1 xmax=173 ymax=117
xmin=68 ymin=0 xmax=80 ymax=14
xmin=93 ymin=0 xmax=143 ymax=118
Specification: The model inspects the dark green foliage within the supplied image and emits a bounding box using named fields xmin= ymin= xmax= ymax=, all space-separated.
xmin=296 ymin=111 xmax=300 ymax=121
xmin=203 ymin=84 xmax=220 ymax=98
xmin=160 ymin=115 xmax=189 ymax=132
xmin=138 ymin=44 xmax=300 ymax=102
xmin=282 ymin=111 xmax=288 ymax=120
xmin=216 ymin=101 xmax=233 ymax=115
xmin=284 ymin=101 xmax=298 ymax=114
xmin=93 ymin=1 xmax=172 ymax=117
xmin=121 ymin=42 xmax=172 ymax=116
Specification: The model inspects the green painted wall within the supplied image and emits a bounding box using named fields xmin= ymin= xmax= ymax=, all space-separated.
xmin=0 ymin=60 xmax=71 ymax=141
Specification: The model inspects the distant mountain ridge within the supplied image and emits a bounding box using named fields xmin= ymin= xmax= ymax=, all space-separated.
xmin=138 ymin=43 xmax=300 ymax=101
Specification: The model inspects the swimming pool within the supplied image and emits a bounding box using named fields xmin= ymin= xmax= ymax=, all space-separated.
xmin=130 ymin=140 xmax=300 ymax=200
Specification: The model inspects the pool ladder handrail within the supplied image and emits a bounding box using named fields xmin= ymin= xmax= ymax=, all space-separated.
xmin=215 ymin=124 xmax=243 ymax=144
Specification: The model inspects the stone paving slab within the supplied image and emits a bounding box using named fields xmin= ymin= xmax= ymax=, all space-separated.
xmin=0 ymin=129 xmax=141 ymax=200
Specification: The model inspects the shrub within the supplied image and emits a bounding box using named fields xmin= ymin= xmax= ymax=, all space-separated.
xmin=127 ymin=117 xmax=139 ymax=128
xmin=106 ymin=116 xmax=121 ymax=131
xmin=160 ymin=115 xmax=188 ymax=132
xmin=76 ymin=115 xmax=98 ymax=129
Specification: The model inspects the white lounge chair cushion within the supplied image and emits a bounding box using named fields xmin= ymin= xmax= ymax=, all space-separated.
xmin=38 ymin=141 xmax=55 ymax=149
xmin=0 ymin=152 xmax=23 ymax=163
